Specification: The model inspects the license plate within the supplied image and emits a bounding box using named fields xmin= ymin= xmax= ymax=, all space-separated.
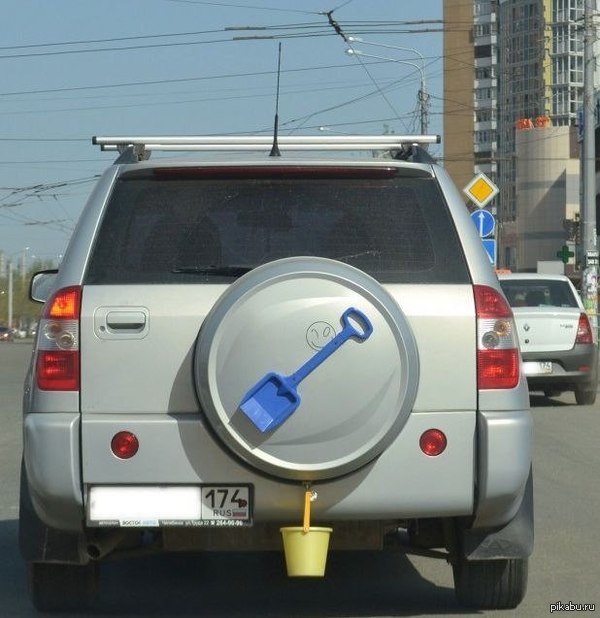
xmin=87 ymin=485 xmax=252 ymax=527
xmin=523 ymin=361 xmax=553 ymax=375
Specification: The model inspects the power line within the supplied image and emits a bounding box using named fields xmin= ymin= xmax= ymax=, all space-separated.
xmin=0 ymin=74 xmax=424 ymax=117
xmin=0 ymin=35 xmax=242 ymax=60
xmin=0 ymin=60 xmax=393 ymax=97
xmin=0 ymin=20 xmax=446 ymax=60
xmin=324 ymin=12 xmax=415 ymax=131
xmin=159 ymin=0 xmax=319 ymax=14
xmin=0 ymin=29 xmax=228 ymax=52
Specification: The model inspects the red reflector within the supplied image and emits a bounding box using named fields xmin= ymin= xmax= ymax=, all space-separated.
xmin=111 ymin=432 xmax=139 ymax=460
xmin=36 ymin=351 xmax=80 ymax=391
xmin=45 ymin=286 xmax=81 ymax=320
xmin=477 ymin=349 xmax=520 ymax=389
xmin=419 ymin=429 xmax=447 ymax=457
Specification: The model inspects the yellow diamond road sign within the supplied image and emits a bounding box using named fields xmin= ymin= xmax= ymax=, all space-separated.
xmin=463 ymin=172 xmax=499 ymax=208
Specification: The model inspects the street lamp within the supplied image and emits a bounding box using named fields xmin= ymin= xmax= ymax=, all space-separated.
xmin=345 ymin=46 xmax=430 ymax=135
xmin=6 ymin=247 xmax=30 ymax=329
xmin=346 ymin=36 xmax=427 ymax=70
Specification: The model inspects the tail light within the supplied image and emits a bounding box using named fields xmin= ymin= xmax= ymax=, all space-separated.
xmin=474 ymin=285 xmax=520 ymax=390
xmin=36 ymin=286 xmax=81 ymax=391
xmin=575 ymin=312 xmax=594 ymax=345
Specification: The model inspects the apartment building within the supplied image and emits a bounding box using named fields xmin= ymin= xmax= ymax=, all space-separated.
xmin=443 ymin=0 xmax=599 ymax=271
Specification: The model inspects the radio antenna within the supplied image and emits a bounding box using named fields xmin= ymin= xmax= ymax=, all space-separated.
xmin=269 ymin=42 xmax=282 ymax=157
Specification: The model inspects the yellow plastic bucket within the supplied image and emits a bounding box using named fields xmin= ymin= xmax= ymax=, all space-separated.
xmin=280 ymin=526 xmax=332 ymax=577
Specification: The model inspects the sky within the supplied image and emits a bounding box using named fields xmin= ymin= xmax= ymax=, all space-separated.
xmin=0 ymin=0 xmax=443 ymax=266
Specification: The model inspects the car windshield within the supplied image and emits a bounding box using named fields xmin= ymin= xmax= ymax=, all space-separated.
xmin=84 ymin=166 xmax=470 ymax=285
xmin=499 ymin=279 xmax=579 ymax=308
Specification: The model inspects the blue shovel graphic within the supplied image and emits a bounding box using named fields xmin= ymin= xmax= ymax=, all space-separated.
xmin=239 ymin=307 xmax=374 ymax=432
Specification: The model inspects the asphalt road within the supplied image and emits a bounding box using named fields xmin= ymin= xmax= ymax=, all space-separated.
xmin=1 ymin=341 xmax=598 ymax=617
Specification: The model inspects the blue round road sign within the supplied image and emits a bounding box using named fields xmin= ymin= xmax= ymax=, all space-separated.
xmin=470 ymin=209 xmax=495 ymax=238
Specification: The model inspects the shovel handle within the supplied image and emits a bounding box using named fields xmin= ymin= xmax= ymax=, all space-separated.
xmin=340 ymin=307 xmax=373 ymax=340
xmin=303 ymin=490 xmax=311 ymax=532
xmin=290 ymin=306 xmax=373 ymax=384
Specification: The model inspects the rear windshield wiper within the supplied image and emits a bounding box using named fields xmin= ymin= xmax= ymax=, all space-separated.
xmin=171 ymin=265 xmax=253 ymax=277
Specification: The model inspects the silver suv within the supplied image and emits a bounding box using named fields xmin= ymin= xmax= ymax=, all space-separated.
xmin=20 ymin=135 xmax=533 ymax=611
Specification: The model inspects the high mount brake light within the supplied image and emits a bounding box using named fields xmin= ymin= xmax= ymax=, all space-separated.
xmin=474 ymin=285 xmax=520 ymax=390
xmin=575 ymin=313 xmax=594 ymax=345
xmin=36 ymin=286 xmax=81 ymax=391
xmin=152 ymin=166 xmax=399 ymax=180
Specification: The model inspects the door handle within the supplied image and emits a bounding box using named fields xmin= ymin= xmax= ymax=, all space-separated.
xmin=94 ymin=306 xmax=149 ymax=340
xmin=106 ymin=311 xmax=146 ymax=332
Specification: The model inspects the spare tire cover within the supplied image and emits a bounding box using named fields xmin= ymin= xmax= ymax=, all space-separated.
xmin=195 ymin=257 xmax=419 ymax=481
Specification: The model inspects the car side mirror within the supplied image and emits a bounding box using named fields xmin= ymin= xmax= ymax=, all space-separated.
xmin=29 ymin=270 xmax=59 ymax=303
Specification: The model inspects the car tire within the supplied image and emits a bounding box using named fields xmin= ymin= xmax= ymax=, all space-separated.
xmin=574 ymin=386 xmax=596 ymax=405
xmin=452 ymin=557 xmax=528 ymax=609
xmin=28 ymin=561 xmax=99 ymax=612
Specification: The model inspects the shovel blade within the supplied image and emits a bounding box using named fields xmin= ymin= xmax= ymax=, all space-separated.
xmin=240 ymin=372 xmax=300 ymax=432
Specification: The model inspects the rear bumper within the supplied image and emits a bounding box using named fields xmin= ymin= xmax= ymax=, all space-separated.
xmin=22 ymin=406 xmax=532 ymax=535
xmin=472 ymin=409 xmax=533 ymax=528
xmin=79 ymin=411 xmax=477 ymax=522
xmin=22 ymin=413 xmax=83 ymax=532
xmin=522 ymin=344 xmax=598 ymax=391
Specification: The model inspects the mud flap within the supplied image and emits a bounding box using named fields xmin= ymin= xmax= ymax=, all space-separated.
xmin=458 ymin=468 xmax=534 ymax=560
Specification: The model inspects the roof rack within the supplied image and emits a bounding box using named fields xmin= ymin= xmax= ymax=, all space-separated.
xmin=92 ymin=135 xmax=441 ymax=162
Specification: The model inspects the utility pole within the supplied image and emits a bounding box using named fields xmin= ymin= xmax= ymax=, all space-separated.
xmin=582 ymin=0 xmax=598 ymax=332
xmin=418 ymin=87 xmax=429 ymax=136
xmin=8 ymin=264 xmax=13 ymax=329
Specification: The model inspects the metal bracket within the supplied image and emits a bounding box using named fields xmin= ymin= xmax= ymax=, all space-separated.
xmin=114 ymin=144 xmax=150 ymax=163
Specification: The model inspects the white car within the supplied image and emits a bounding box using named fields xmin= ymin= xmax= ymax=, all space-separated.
xmin=499 ymin=273 xmax=598 ymax=404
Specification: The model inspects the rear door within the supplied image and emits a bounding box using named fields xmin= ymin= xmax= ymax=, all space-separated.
xmin=79 ymin=163 xmax=477 ymax=473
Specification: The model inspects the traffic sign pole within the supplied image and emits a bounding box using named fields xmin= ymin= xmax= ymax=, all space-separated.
xmin=582 ymin=0 xmax=597 ymax=331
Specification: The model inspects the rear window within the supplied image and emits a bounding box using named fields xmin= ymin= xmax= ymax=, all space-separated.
xmin=85 ymin=166 xmax=470 ymax=284
xmin=499 ymin=279 xmax=579 ymax=308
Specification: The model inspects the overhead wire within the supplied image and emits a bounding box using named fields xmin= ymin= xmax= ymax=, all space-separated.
xmin=0 ymin=5 xmax=447 ymax=242
xmin=0 ymin=75 xmax=411 ymax=117
xmin=0 ymin=29 xmax=230 ymax=51
xmin=322 ymin=9 xmax=421 ymax=132
xmin=0 ymin=176 xmax=100 ymax=234
xmin=0 ymin=60 xmax=399 ymax=97
xmin=159 ymin=0 xmax=320 ymax=15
